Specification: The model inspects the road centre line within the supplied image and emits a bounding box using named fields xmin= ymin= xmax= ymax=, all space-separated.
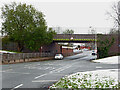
xmin=11 ymin=84 xmax=23 ymax=90
xmin=34 ymin=74 xmax=47 ymax=79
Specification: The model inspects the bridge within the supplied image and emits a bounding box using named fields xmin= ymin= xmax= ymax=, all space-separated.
xmin=53 ymin=34 xmax=97 ymax=43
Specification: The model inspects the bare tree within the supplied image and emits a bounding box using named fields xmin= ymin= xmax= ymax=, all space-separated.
xmin=107 ymin=1 xmax=120 ymax=28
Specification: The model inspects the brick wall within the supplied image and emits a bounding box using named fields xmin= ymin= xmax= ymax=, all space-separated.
xmin=40 ymin=43 xmax=61 ymax=56
xmin=62 ymin=48 xmax=73 ymax=56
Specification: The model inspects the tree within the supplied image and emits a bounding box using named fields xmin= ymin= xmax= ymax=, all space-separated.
xmin=107 ymin=1 xmax=120 ymax=30
xmin=97 ymin=35 xmax=115 ymax=58
xmin=109 ymin=28 xmax=119 ymax=34
xmin=63 ymin=29 xmax=74 ymax=34
xmin=24 ymin=27 xmax=56 ymax=51
xmin=1 ymin=2 xmax=55 ymax=52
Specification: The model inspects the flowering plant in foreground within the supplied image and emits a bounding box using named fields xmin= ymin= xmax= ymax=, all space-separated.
xmin=49 ymin=73 xmax=119 ymax=89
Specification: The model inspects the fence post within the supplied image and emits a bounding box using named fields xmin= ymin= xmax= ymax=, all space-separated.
xmin=27 ymin=53 xmax=29 ymax=61
xmin=23 ymin=53 xmax=25 ymax=62
xmin=2 ymin=54 xmax=5 ymax=63
xmin=7 ymin=54 xmax=10 ymax=64
xmin=19 ymin=53 xmax=21 ymax=62
xmin=22 ymin=53 xmax=24 ymax=62
xmin=40 ymin=53 xmax=41 ymax=57
xmin=13 ymin=54 xmax=15 ymax=62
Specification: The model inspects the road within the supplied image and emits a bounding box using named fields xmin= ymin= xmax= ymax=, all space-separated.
xmin=1 ymin=51 xmax=118 ymax=89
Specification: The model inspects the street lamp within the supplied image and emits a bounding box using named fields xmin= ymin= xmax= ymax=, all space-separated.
xmin=88 ymin=26 xmax=92 ymax=34
xmin=41 ymin=46 xmax=43 ymax=52
xmin=70 ymin=37 xmax=73 ymax=40
xmin=41 ymin=46 xmax=43 ymax=51
xmin=41 ymin=46 xmax=43 ymax=57
xmin=92 ymin=28 xmax=97 ymax=60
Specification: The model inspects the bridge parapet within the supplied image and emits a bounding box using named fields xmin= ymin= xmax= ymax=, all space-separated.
xmin=53 ymin=34 xmax=97 ymax=42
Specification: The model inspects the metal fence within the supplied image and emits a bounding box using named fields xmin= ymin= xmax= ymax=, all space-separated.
xmin=1 ymin=53 xmax=54 ymax=63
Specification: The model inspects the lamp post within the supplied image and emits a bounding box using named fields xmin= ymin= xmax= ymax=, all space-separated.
xmin=70 ymin=37 xmax=73 ymax=40
xmin=92 ymin=28 xmax=97 ymax=60
xmin=41 ymin=46 xmax=42 ymax=57
xmin=41 ymin=46 xmax=42 ymax=53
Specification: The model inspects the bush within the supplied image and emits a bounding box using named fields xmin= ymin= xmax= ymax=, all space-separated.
xmin=97 ymin=35 xmax=115 ymax=59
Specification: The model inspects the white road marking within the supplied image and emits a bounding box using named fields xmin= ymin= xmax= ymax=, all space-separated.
xmin=0 ymin=69 xmax=13 ymax=72
xmin=57 ymin=65 xmax=72 ymax=72
xmin=34 ymin=61 xmax=80 ymax=79
xmin=32 ymin=80 xmax=58 ymax=82
xmin=44 ymin=63 xmax=54 ymax=65
xmin=50 ymin=62 xmax=79 ymax=73
xmin=34 ymin=74 xmax=47 ymax=79
xmin=11 ymin=84 xmax=23 ymax=90
xmin=34 ymin=66 xmax=70 ymax=79
xmin=9 ymin=72 xmax=30 ymax=74
xmin=49 ymin=67 xmax=64 ymax=73
xmin=45 ymin=67 xmax=51 ymax=70
xmin=96 ymin=66 xmax=102 ymax=68
xmin=1 ymin=71 xmax=30 ymax=74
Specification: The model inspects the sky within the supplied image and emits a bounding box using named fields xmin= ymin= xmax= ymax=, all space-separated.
xmin=0 ymin=0 xmax=118 ymax=34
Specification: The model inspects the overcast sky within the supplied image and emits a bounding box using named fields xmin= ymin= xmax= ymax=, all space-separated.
xmin=0 ymin=0 xmax=117 ymax=34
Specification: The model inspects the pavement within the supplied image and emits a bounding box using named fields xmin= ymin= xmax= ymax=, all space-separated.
xmin=92 ymin=56 xmax=120 ymax=64
xmin=91 ymin=56 xmax=119 ymax=82
xmin=0 ymin=50 xmax=119 ymax=89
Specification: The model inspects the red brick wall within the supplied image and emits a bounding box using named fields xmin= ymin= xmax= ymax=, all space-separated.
xmin=62 ymin=48 xmax=73 ymax=56
xmin=39 ymin=43 xmax=61 ymax=55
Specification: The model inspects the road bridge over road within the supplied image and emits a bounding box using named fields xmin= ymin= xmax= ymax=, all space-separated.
xmin=41 ymin=34 xmax=119 ymax=58
xmin=53 ymin=34 xmax=97 ymax=43
xmin=40 ymin=34 xmax=97 ymax=56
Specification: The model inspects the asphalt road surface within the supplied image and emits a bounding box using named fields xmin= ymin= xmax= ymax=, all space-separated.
xmin=1 ymin=51 xmax=118 ymax=89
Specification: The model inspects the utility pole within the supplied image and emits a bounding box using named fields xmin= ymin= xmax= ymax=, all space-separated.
xmin=89 ymin=26 xmax=97 ymax=50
